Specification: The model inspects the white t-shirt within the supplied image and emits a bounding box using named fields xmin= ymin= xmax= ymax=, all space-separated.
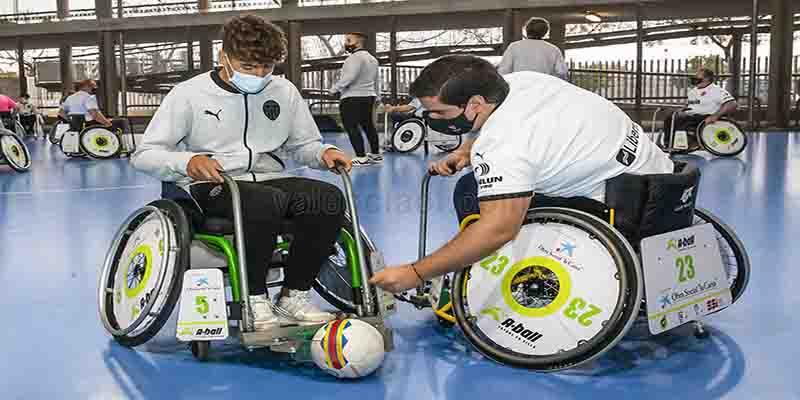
xmin=62 ymin=91 xmax=99 ymax=121
xmin=471 ymin=71 xmax=674 ymax=203
xmin=686 ymin=83 xmax=735 ymax=116
xmin=408 ymin=98 xmax=425 ymax=117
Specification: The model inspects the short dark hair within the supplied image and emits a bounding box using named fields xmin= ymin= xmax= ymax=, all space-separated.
xmin=700 ymin=68 xmax=716 ymax=82
xmin=21 ymin=93 xmax=29 ymax=99
xmin=222 ymin=15 xmax=287 ymax=64
xmin=525 ymin=17 xmax=550 ymax=39
xmin=409 ymin=55 xmax=509 ymax=106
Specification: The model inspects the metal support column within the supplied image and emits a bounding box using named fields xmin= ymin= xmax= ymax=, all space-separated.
xmin=730 ymin=32 xmax=743 ymax=97
xmin=389 ymin=16 xmax=398 ymax=103
xmin=549 ymin=19 xmax=566 ymax=54
xmin=58 ymin=0 xmax=72 ymax=95
xmin=286 ymin=21 xmax=303 ymax=90
xmin=748 ymin=0 xmax=759 ymax=130
xmin=635 ymin=2 xmax=644 ymax=124
xmin=16 ymin=40 xmax=27 ymax=96
xmin=767 ymin=0 xmax=792 ymax=128
xmin=118 ymin=1 xmax=127 ymax=117
xmin=98 ymin=31 xmax=119 ymax=116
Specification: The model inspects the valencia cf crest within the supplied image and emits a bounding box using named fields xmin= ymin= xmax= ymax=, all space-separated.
xmin=263 ymin=100 xmax=281 ymax=121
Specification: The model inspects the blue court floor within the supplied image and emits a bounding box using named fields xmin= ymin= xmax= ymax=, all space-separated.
xmin=1 ymin=132 xmax=799 ymax=400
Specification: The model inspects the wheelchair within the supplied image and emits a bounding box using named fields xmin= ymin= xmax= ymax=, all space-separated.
xmin=0 ymin=126 xmax=31 ymax=172
xmin=0 ymin=110 xmax=30 ymax=138
xmin=383 ymin=112 xmax=462 ymax=154
xmin=651 ymin=108 xmax=748 ymax=157
xmin=98 ymin=167 xmax=396 ymax=362
xmin=399 ymin=163 xmax=750 ymax=371
xmin=59 ymin=115 xmax=137 ymax=159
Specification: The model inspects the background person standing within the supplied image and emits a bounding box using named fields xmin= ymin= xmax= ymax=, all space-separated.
xmin=330 ymin=32 xmax=382 ymax=166
xmin=497 ymin=17 xmax=568 ymax=79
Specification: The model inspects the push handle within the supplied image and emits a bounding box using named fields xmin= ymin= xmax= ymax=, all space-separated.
xmin=334 ymin=161 xmax=374 ymax=316
xmin=220 ymin=174 xmax=252 ymax=331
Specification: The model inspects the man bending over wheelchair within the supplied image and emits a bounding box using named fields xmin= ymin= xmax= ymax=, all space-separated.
xmin=663 ymin=68 xmax=738 ymax=146
xmin=132 ymin=15 xmax=352 ymax=330
xmin=370 ymin=55 xmax=674 ymax=292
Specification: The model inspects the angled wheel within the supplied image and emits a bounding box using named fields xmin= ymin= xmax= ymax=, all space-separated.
xmin=451 ymin=207 xmax=642 ymax=371
xmin=390 ymin=119 xmax=425 ymax=153
xmin=697 ymin=119 xmax=747 ymax=157
xmin=0 ymin=132 xmax=31 ymax=172
xmin=693 ymin=208 xmax=749 ymax=305
xmin=98 ymin=200 xmax=192 ymax=347
xmin=81 ymin=126 xmax=122 ymax=159
xmin=49 ymin=123 xmax=66 ymax=144
xmin=312 ymin=213 xmax=378 ymax=313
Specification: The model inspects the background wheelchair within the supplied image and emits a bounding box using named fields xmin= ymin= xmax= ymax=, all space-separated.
xmin=398 ymin=164 xmax=749 ymax=371
xmin=0 ymin=110 xmax=31 ymax=139
xmin=651 ymin=107 xmax=748 ymax=157
xmin=0 ymin=126 xmax=31 ymax=172
xmin=59 ymin=115 xmax=137 ymax=159
xmin=98 ymin=168 xmax=395 ymax=362
xmin=383 ymin=112 xmax=462 ymax=154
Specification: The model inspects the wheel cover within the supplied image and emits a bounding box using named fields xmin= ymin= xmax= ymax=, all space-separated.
xmin=102 ymin=208 xmax=177 ymax=337
xmin=1 ymin=135 xmax=29 ymax=168
xmin=392 ymin=121 xmax=424 ymax=152
xmin=463 ymin=222 xmax=621 ymax=356
xmin=700 ymin=121 xmax=745 ymax=155
xmin=81 ymin=128 xmax=121 ymax=158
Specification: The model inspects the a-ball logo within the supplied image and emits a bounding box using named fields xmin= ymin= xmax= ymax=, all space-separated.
xmin=667 ymin=235 xmax=695 ymax=251
xmin=499 ymin=318 xmax=544 ymax=348
xmin=195 ymin=327 xmax=224 ymax=336
xmin=475 ymin=162 xmax=491 ymax=177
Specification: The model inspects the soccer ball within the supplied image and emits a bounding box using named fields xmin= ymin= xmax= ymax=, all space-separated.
xmin=311 ymin=318 xmax=385 ymax=379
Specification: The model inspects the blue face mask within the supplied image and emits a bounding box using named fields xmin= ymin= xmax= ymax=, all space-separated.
xmin=224 ymin=55 xmax=272 ymax=94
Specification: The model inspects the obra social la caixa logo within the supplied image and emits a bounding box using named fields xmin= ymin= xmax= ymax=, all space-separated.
xmin=667 ymin=234 xmax=695 ymax=251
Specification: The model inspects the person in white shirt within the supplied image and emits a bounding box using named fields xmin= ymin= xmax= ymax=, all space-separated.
xmin=16 ymin=93 xmax=38 ymax=137
xmin=664 ymin=68 xmax=738 ymax=146
xmin=368 ymin=55 xmax=673 ymax=293
xmin=330 ymin=32 xmax=382 ymax=166
xmin=132 ymin=15 xmax=352 ymax=329
xmin=384 ymin=97 xmax=424 ymax=124
xmin=497 ymin=17 xmax=568 ymax=79
xmin=58 ymin=79 xmax=117 ymax=129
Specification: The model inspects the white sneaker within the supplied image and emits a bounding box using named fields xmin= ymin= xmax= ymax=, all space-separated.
xmin=249 ymin=294 xmax=279 ymax=331
xmin=275 ymin=289 xmax=335 ymax=324
xmin=351 ymin=156 xmax=373 ymax=167
xmin=367 ymin=153 xmax=383 ymax=163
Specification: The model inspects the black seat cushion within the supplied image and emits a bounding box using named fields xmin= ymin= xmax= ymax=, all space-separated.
xmin=532 ymin=194 xmax=610 ymax=223
xmin=200 ymin=217 xmax=235 ymax=235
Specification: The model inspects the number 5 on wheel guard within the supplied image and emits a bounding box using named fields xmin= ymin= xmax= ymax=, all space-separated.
xmin=176 ymin=269 xmax=229 ymax=341
xmin=640 ymin=223 xmax=732 ymax=335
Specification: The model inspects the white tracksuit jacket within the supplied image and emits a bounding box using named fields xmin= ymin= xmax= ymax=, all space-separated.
xmin=131 ymin=69 xmax=337 ymax=191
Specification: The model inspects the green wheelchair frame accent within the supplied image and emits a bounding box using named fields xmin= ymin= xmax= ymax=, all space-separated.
xmin=193 ymin=228 xmax=363 ymax=304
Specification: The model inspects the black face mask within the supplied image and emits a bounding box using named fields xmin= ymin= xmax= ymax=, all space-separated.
xmin=689 ymin=77 xmax=703 ymax=86
xmin=344 ymin=44 xmax=357 ymax=53
xmin=90 ymin=88 xmax=98 ymax=95
xmin=424 ymin=110 xmax=476 ymax=136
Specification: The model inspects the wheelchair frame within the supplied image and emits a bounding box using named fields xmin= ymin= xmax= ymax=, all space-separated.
xmin=0 ymin=127 xmax=31 ymax=172
xmin=397 ymin=171 xmax=750 ymax=371
xmin=650 ymin=107 xmax=747 ymax=157
xmin=383 ymin=112 xmax=462 ymax=155
xmin=99 ymin=168 xmax=394 ymax=362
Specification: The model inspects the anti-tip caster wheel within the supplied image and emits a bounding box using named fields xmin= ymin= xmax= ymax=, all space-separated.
xmin=191 ymin=340 xmax=210 ymax=361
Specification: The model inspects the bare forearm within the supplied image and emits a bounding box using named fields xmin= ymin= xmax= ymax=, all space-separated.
xmin=715 ymin=101 xmax=737 ymax=117
xmin=414 ymin=219 xmax=515 ymax=279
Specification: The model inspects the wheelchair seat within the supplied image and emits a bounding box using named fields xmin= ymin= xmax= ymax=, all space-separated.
xmin=68 ymin=114 xmax=86 ymax=132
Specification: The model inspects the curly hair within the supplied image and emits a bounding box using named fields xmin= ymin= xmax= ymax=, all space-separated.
xmin=222 ymin=15 xmax=287 ymax=64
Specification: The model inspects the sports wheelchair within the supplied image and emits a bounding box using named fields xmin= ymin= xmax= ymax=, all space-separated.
xmin=98 ymin=167 xmax=395 ymax=361
xmin=400 ymin=162 xmax=749 ymax=371
xmin=0 ymin=110 xmax=33 ymax=138
xmin=58 ymin=115 xmax=136 ymax=159
xmin=383 ymin=112 xmax=462 ymax=154
xmin=0 ymin=126 xmax=31 ymax=172
xmin=651 ymin=108 xmax=747 ymax=157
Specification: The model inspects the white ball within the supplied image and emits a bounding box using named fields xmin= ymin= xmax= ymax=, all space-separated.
xmin=311 ymin=318 xmax=385 ymax=379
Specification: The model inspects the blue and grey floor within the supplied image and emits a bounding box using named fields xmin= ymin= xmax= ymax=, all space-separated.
xmin=1 ymin=132 xmax=798 ymax=399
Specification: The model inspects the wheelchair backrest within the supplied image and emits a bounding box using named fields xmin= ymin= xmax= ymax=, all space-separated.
xmin=68 ymin=114 xmax=86 ymax=132
xmin=605 ymin=161 xmax=701 ymax=245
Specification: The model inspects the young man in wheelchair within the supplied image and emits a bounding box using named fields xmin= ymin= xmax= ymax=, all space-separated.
xmin=371 ymin=55 xmax=677 ymax=293
xmin=663 ymin=68 xmax=738 ymax=149
xmin=131 ymin=15 xmax=352 ymax=330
